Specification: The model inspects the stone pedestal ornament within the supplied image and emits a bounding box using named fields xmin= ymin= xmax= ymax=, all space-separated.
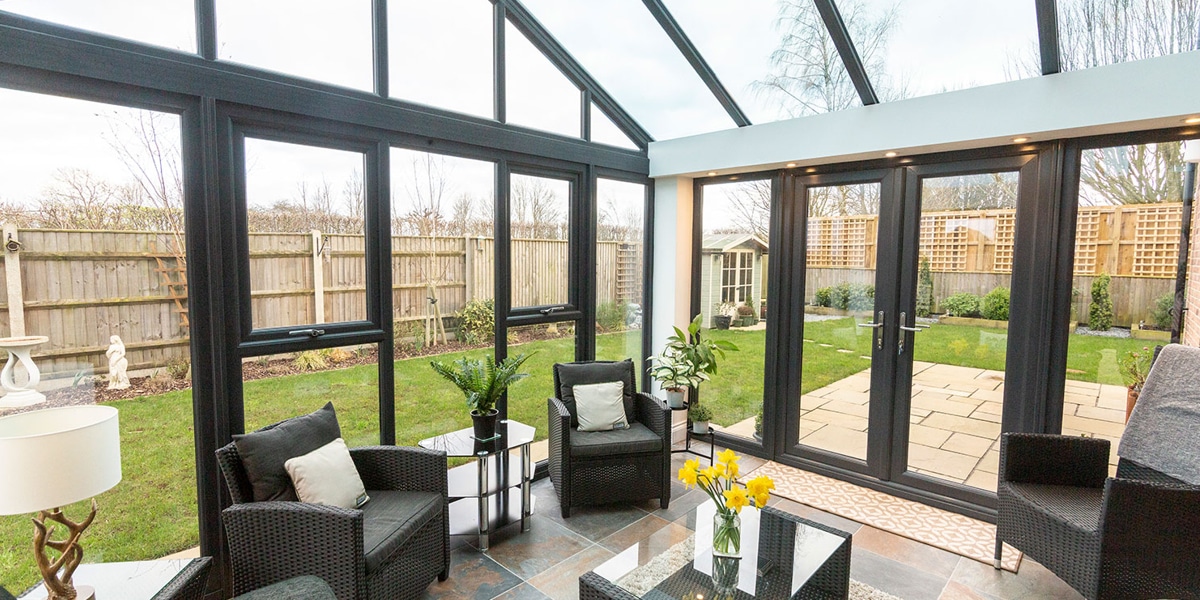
xmin=0 ymin=335 xmax=49 ymax=407
xmin=106 ymin=335 xmax=130 ymax=390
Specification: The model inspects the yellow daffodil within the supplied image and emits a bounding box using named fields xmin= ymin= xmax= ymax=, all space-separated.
xmin=723 ymin=486 xmax=750 ymax=513
xmin=678 ymin=460 xmax=699 ymax=488
xmin=712 ymin=463 xmax=727 ymax=479
xmin=745 ymin=475 xmax=775 ymax=508
xmin=700 ymin=466 xmax=718 ymax=485
xmin=716 ymin=448 xmax=739 ymax=466
xmin=726 ymin=460 xmax=739 ymax=479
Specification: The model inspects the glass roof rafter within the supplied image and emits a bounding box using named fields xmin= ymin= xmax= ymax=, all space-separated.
xmin=502 ymin=0 xmax=654 ymax=148
xmin=1035 ymin=0 xmax=1062 ymax=75
xmin=641 ymin=0 xmax=751 ymax=127
xmin=816 ymin=0 xmax=879 ymax=106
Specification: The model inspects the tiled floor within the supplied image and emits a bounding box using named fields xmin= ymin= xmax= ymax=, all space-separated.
xmin=423 ymin=450 xmax=1085 ymax=600
xmin=716 ymin=362 xmax=1128 ymax=492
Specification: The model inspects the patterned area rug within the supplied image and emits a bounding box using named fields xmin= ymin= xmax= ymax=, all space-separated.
xmin=746 ymin=461 xmax=1022 ymax=572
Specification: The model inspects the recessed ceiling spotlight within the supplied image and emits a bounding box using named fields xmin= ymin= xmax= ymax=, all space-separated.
xmin=729 ymin=176 xmax=739 ymax=181
xmin=805 ymin=167 xmax=817 ymax=173
xmin=1184 ymin=116 xmax=1200 ymax=125
xmin=884 ymin=151 xmax=898 ymax=158
xmin=1012 ymin=137 xmax=1030 ymax=143
xmin=786 ymin=163 xmax=797 ymax=168
xmin=707 ymin=171 xmax=717 ymax=176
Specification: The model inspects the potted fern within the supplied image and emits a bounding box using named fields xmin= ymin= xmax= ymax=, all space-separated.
xmin=431 ymin=353 xmax=533 ymax=440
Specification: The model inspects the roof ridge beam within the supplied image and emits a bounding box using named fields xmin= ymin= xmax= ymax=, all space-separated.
xmin=641 ymin=0 xmax=751 ymax=127
xmin=813 ymin=0 xmax=878 ymax=106
xmin=502 ymin=0 xmax=654 ymax=148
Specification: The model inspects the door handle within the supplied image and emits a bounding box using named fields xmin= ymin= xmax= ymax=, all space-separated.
xmin=857 ymin=311 xmax=885 ymax=350
xmin=897 ymin=311 xmax=927 ymax=332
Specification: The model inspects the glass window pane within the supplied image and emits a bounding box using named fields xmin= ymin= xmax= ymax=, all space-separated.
xmin=595 ymin=179 xmax=646 ymax=387
xmin=591 ymin=103 xmax=639 ymax=149
xmin=2 ymin=0 xmax=196 ymax=52
xmin=842 ymin=0 xmax=1038 ymax=101
xmin=390 ymin=148 xmax=495 ymax=350
xmin=519 ymin=0 xmax=735 ymax=139
xmin=698 ymin=180 xmax=770 ymax=443
xmin=243 ymin=138 xmax=366 ymax=329
xmin=0 ymin=88 xmax=193 ymax=591
xmin=1061 ymin=141 xmax=1186 ymax=476
xmin=908 ymin=172 xmax=1019 ymax=492
xmin=1058 ymin=2 xmax=1200 ymax=71
xmin=505 ymin=21 xmax=581 ymax=137
xmin=389 ymin=0 xmax=493 ymax=118
xmin=509 ymin=173 xmax=570 ymax=308
xmin=243 ymin=347 xmax=380 ymax=448
xmin=216 ymin=0 xmax=373 ymax=91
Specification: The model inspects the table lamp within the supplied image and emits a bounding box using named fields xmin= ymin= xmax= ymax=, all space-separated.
xmin=0 ymin=406 xmax=121 ymax=600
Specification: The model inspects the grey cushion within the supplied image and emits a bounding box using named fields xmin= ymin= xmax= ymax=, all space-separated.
xmin=554 ymin=360 xmax=636 ymax=428
xmin=569 ymin=422 xmax=662 ymax=458
xmin=231 ymin=575 xmax=336 ymax=600
xmin=1118 ymin=344 xmax=1200 ymax=484
xmin=1009 ymin=482 xmax=1104 ymax=532
xmin=361 ymin=490 xmax=443 ymax=573
xmin=233 ymin=403 xmax=342 ymax=502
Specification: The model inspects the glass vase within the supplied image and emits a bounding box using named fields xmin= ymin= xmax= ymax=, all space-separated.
xmin=712 ymin=510 xmax=741 ymax=557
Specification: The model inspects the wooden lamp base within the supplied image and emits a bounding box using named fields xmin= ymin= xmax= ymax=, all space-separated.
xmin=33 ymin=501 xmax=98 ymax=600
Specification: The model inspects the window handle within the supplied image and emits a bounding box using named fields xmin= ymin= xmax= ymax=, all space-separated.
xmin=289 ymin=328 xmax=326 ymax=338
xmin=539 ymin=306 xmax=565 ymax=315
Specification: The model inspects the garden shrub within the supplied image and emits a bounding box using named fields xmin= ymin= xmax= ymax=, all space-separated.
xmin=813 ymin=286 xmax=833 ymax=307
xmin=915 ymin=257 xmax=934 ymax=318
xmin=394 ymin=319 xmax=425 ymax=352
xmin=813 ymin=283 xmax=874 ymax=310
xmin=1089 ymin=273 xmax=1113 ymax=331
xmin=458 ymin=298 xmax=495 ymax=344
xmin=165 ymin=357 xmax=190 ymax=380
xmin=596 ymin=300 xmax=627 ymax=332
xmin=292 ymin=350 xmax=328 ymax=371
xmin=1150 ymin=293 xmax=1174 ymax=329
xmin=980 ymin=287 xmax=1010 ymax=321
xmin=941 ymin=292 xmax=981 ymax=317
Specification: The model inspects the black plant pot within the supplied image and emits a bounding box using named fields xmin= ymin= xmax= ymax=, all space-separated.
xmin=714 ymin=315 xmax=732 ymax=330
xmin=471 ymin=408 xmax=499 ymax=440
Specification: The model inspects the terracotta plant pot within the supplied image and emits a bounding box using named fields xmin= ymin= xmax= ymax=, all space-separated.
xmin=1125 ymin=387 xmax=1139 ymax=423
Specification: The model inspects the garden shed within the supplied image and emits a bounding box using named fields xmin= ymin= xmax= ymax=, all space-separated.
xmin=699 ymin=233 xmax=768 ymax=328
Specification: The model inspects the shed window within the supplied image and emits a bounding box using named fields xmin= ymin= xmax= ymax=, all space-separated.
xmin=721 ymin=250 xmax=753 ymax=304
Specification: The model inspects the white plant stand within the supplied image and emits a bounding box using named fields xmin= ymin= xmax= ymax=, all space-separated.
xmin=0 ymin=335 xmax=49 ymax=407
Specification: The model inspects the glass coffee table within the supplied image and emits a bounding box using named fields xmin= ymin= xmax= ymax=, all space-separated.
xmin=582 ymin=503 xmax=852 ymax=600
xmin=418 ymin=419 xmax=535 ymax=550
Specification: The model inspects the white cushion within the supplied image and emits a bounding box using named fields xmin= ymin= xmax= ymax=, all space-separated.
xmin=284 ymin=438 xmax=370 ymax=509
xmin=574 ymin=381 xmax=629 ymax=432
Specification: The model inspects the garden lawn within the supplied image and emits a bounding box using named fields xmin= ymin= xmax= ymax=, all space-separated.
xmin=0 ymin=330 xmax=638 ymax=592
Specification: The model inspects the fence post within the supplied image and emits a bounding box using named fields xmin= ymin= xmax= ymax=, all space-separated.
xmin=464 ymin=236 xmax=474 ymax=302
xmin=312 ymin=230 xmax=325 ymax=324
xmin=3 ymin=224 xmax=25 ymax=337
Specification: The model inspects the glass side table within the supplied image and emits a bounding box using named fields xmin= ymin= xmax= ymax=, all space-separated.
xmin=418 ymin=419 xmax=535 ymax=550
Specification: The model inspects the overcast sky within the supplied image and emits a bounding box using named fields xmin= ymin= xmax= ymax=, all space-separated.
xmin=0 ymin=0 xmax=1047 ymax=215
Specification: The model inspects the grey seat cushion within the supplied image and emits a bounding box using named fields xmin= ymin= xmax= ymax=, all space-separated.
xmin=232 ymin=575 xmax=336 ymax=600
xmin=570 ymin=422 xmax=662 ymax=458
xmin=1008 ymin=482 xmax=1104 ymax=532
xmin=361 ymin=490 xmax=443 ymax=573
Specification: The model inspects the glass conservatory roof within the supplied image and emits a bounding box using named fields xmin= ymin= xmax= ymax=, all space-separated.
xmin=1 ymin=0 xmax=1196 ymax=143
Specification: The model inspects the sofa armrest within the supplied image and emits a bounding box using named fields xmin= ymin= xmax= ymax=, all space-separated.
xmin=222 ymin=502 xmax=364 ymax=598
xmin=1098 ymin=477 xmax=1200 ymax=597
xmin=634 ymin=392 xmax=669 ymax=442
xmin=999 ymin=432 xmax=1109 ymax=487
xmin=350 ymin=446 xmax=447 ymax=494
xmin=548 ymin=397 xmax=571 ymax=488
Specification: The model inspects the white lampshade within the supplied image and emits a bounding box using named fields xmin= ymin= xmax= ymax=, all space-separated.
xmin=1185 ymin=140 xmax=1200 ymax=164
xmin=0 ymin=405 xmax=121 ymax=515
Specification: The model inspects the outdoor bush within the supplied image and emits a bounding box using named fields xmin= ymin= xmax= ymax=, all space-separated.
xmin=1150 ymin=293 xmax=1174 ymax=329
xmin=165 ymin=357 xmax=190 ymax=380
xmin=941 ymin=292 xmax=981 ymax=317
xmin=845 ymin=283 xmax=875 ymax=311
xmin=737 ymin=303 xmax=755 ymax=316
xmin=596 ymin=300 xmax=628 ymax=332
xmin=813 ymin=286 xmax=834 ymax=308
xmin=394 ymin=319 xmax=425 ymax=352
xmin=457 ymin=298 xmax=495 ymax=344
xmin=292 ymin=350 xmax=328 ymax=371
xmin=327 ymin=347 xmax=353 ymax=363
xmin=980 ymin=287 xmax=1010 ymax=321
xmin=1089 ymin=273 xmax=1114 ymax=331
xmin=916 ymin=256 xmax=934 ymax=318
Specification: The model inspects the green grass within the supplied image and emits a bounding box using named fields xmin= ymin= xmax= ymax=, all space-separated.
xmin=0 ymin=323 xmax=1136 ymax=591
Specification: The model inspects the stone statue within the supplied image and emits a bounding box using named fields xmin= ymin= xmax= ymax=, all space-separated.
xmin=106 ymin=335 xmax=130 ymax=390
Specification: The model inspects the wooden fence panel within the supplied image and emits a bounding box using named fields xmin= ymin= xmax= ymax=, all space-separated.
xmin=510 ymin=239 xmax=568 ymax=307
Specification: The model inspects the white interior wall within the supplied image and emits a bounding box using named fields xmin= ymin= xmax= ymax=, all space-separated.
xmin=651 ymin=176 xmax=693 ymax=442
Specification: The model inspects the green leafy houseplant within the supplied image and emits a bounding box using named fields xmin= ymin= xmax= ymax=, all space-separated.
xmin=1118 ymin=346 xmax=1153 ymax=393
xmin=431 ymin=352 xmax=533 ymax=439
xmin=688 ymin=402 xmax=713 ymax=422
xmin=649 ymin=315 xmax=738 ymax=406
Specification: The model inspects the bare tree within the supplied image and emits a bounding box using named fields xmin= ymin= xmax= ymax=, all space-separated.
xmin=753 ymin=0 xmax=906 ymax=117
xmin=511 ymin=177 xmax=566 ymax=240
xmin=809 ymin=183 xmax=882 ymax=217
xmin=598 ymin=194 xmax=644 ymax=242
xmin=920 ymin=174 xmax=1017 ymax=211
xmin=1079 ymin=144 xmax=1184 ymax=206
xmin=103 ymin=109 xmax=185 ymax=261
xmin=38 ymin=168 xmax=124 ymax=229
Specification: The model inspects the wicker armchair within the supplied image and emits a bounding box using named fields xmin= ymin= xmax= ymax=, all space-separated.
xmin=548 ymin=360 xmax=671 ymax=518
xmin=151 ymin=556 xmax=211 ymax=600
xmin=996 ymin=345 xmax=1200 ymax=600
xmin=216 ymin=428 xmax=449 ymax=600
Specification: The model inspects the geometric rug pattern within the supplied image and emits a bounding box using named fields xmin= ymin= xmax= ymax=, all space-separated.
xmin=746 ymin=461 xmax=1023 ymax=572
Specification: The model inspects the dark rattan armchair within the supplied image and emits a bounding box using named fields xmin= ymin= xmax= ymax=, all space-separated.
xmin=995 ymin=346 xmax=1200 ymax=599
xmin=548 ymin=360 xmax=671 ymax=518
xmin=151 ymin=556 xmax=212 ymax=600
xmin=216 ymin=428 xmax=449 ymax=600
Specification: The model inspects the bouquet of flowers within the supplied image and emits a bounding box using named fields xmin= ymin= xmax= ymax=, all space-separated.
xmin=678 ymin=449 xmax=774 ymax=556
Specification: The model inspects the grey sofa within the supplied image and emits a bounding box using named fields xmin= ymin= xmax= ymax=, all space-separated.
xmin=995 ymin=344 xmax=1200 ymax=599
xmin=216 ymin=424 xmax=449 ymax=600
xmin=548 ymin=360 xmax=671 ymax=518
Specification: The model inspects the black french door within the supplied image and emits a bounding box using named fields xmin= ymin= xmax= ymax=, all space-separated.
xmin=779 ymin=154 xmax=1041 ymax=506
